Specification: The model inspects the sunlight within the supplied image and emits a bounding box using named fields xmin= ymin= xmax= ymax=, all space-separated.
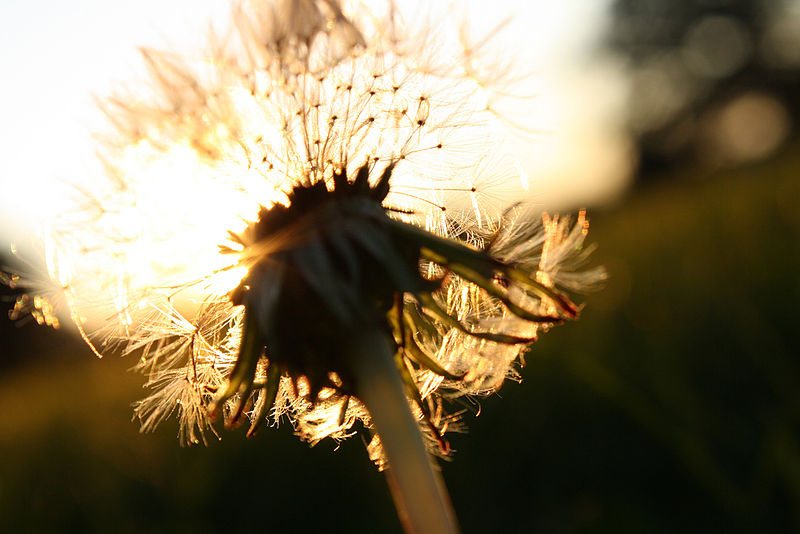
xmin=0 ymin=0 xmax=630 ymax=247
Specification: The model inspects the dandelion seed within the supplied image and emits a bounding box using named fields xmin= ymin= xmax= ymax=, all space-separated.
xmin=4 ymin=2 xmax=605 ymax=533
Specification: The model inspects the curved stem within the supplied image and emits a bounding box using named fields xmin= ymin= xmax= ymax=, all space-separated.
xmin=350 ymin=329 xmax=461 ymax=534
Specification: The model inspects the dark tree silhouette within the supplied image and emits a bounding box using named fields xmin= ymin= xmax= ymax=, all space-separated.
xmin=607 ymin=0 xmax=800 ymax=174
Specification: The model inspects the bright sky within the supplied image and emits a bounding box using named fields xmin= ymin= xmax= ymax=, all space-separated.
xmin=0 ymin=0 xmax=630 ymax=246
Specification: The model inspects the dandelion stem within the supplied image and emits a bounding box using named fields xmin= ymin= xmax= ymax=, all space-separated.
xmin=350 ymin=328 xmax=461 ymax=534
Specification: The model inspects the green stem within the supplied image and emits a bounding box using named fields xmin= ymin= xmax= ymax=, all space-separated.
xmin=350 ymin=329 xmax=461 ymax=534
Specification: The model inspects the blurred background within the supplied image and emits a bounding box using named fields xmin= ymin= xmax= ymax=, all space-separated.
xmin=2 ymin=0 xmax=800 ymax=532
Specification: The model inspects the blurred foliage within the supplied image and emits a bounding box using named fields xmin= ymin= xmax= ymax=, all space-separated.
xmin=607 ymin=0 xmax=800 ymax=173
xmin=2 ymin=143 xmax=800 ymax=532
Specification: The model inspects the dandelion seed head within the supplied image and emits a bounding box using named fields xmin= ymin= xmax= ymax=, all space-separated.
xmin=8 ymin=0 xmax=604 ymax=456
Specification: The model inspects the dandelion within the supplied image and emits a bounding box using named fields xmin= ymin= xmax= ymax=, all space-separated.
xmin=4 ymin=1 xmax=605 ymax=533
